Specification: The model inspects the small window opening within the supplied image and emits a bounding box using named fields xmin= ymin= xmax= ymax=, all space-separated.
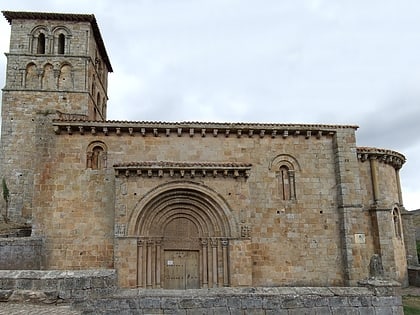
xmin=58 ymin=34 xmax=65 ymax=54
xmin=280 ymin=166 xmax=290 ymax=200
xmin=86 ymin=142 xmax=107 ymax=170
xmin=392 ymin=208 xmax=402 ymax=238
xmin=37 ymin=33 xmax=46 ymax=54
xmin=91 ymin=146 xmax=103 ymax=170
xmin=278 ymin=165 xmax=296 ymax=201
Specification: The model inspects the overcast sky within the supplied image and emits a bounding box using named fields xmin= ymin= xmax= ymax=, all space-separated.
xmin=0 ymin=0 xmax=419 ymax=210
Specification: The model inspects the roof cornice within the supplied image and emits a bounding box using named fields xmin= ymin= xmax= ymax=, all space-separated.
xmin=53 ymin=119 xmax=358 ymax=138
xmin=114 ymin=161 xmax=252 ymax=179
xmin=357 ymin=147 xmax=406 ymax=169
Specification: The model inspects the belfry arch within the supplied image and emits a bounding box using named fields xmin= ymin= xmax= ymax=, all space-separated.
xmin=128 ymin=181 xmax=237 ymax=289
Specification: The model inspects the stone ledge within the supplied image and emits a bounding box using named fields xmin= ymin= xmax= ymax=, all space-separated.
xmin=0 ymin=269 xmax=117 ymax=303
xmin=72 ymin=286 xmax=403 ymax=314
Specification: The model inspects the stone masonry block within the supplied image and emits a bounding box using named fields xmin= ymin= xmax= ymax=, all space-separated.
xmin=138 ymin=297 xmax=162 ymax=309
xmin=0 ymin=289 xmax=13 ymax=301
xmin=331 ymin=307 xmax=359 ymax=315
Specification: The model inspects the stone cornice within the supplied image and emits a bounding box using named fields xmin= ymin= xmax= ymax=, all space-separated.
xmin=114 ymin=161 xmax=252 ymax=179
xmin=53 ymin=120 xmax=358 ymax=139
xmin=357 ymin=147 xmax=406 ymax=169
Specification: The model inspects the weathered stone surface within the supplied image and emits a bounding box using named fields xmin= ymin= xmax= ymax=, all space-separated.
xmin=0 ymin=237 xmax=42 ymax=270
xmin=0 ymin=10 xmax=409 ymax=292
xmin=0 ymin=289 xmax=13 ymax=301
xmin=69 ymin=286 xmax=405 ymax=314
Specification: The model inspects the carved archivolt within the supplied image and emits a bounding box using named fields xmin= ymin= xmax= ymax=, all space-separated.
xmin=269 ymin=153 xmax=301 ymax=171
xmin=127 ymin=181 xmax=237 ymax=288
xmin=127 ymin=181 xmax=238 ymax=238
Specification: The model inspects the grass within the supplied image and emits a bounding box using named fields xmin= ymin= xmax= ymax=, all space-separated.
xmin=403 ymin=296 xmax=420 ymax=314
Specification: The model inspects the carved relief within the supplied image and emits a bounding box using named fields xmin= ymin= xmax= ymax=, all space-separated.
xmin=240 ymin=225 xmax=251 ymax=238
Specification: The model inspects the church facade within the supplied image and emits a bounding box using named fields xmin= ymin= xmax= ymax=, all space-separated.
xmin=0 ymin=11 xmax=409 ymax=289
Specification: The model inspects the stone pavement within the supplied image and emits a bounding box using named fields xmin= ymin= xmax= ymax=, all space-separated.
xmin=0 ymin=303 xmax=81 ymax=315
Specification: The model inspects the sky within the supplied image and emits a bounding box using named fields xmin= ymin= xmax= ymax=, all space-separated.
xmin=0 ymin=0 xmax=419 ymax=210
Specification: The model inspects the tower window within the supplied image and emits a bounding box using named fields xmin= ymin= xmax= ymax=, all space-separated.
xmin=37 ymin=33 xmax=46 ymax=54
xmin=58 ymin=34 xmax=65 ymax=54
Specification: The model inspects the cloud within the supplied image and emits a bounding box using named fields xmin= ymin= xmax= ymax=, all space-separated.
xmin=356 ymin=91 xmax=420 ymax=151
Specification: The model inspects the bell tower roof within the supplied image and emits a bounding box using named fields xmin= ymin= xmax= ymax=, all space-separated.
xmin=2 ymin=10 xmax=113 ymax=72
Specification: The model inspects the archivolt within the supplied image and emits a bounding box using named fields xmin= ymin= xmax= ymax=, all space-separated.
xmin=127 ymin=181 xmax=238 ymax=238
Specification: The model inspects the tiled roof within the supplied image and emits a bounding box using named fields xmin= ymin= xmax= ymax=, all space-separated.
xmin=2 ymin=11 xmax=113 ymax=72
xmin=53 ymin=119 xmax=359 ymax=130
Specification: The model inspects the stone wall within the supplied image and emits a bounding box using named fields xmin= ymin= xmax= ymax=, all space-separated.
xmin=0 ymin=269 xmax=116 ymax=303
xmin=0 ymin=237 xmax=42 ymax=269
xmin=72 ymin=286 xmax=403 ymax=314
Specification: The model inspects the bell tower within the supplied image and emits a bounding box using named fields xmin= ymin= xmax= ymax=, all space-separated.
xmin=0 ymin=11 xmax=112 ymax=220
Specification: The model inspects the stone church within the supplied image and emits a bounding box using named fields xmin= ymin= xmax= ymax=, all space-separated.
xmin=0 ymin=11 xmax=411 ymax=289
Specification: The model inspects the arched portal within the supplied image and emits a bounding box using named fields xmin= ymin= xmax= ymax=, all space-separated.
xmin=129 ymin=181 xmax=236 ymax=289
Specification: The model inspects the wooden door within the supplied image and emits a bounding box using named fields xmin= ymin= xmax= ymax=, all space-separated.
xmin=164 ymin=250 xmax=199 ymax=289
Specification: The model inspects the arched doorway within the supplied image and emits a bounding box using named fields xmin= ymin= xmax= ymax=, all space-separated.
xmin=130 ymin=182 xmax=235 ymax=289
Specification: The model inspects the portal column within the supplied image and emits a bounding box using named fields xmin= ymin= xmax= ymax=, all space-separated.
xmin=201 ymin=239 xmax=208 ymax=288
xmin=137 ymin=239 xmax=144 ymax=287
xmin=155 ymin=239 xmax=162 ymax=288
xmin=146 ymin=239 xmax=153 ymax=288
xmin=221 ymin=238 xmax=229 ymax=287
xmin=211 ymin=238 xmax=218 ymax=288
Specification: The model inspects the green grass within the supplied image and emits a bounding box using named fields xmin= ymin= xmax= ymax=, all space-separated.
xmin=404 ymin=304 xmax=420 ymax=315
xmin=403 ymin=296 xmax=420 ymax=314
